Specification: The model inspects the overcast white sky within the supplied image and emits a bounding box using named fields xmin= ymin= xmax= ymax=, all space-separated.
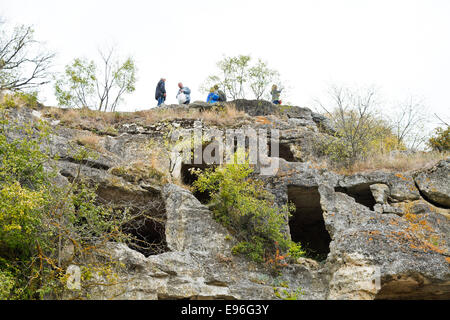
xmin=1 ymin=0 xmax=449 ymax=126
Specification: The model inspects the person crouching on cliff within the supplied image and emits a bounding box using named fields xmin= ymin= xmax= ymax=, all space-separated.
xmin=271 ymin=84 xmax=282 ymax=105
xmin=206 ymin=87 xmax=219 ymax=104
xmin=176 ymin=82 xmax=191 ymax=105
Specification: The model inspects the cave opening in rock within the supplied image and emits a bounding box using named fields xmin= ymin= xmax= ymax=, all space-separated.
xmin=122 ymin=213 xmax=168 ymax=257
xmin=179 ymin=139 xmax=222 ymax=204
xmin=181 ymin=162 xmax=214 ymax=204
xmin=115 ymin=196 xmax=168 ymax=257
xmin=335 ymin=184 xmax=377 ymax=210
xmin=268 ymin=142 xmax=296 ymax=162
xmin=287 ymin=185 xmax=331 ymax=261
xmin=96 ymin=186 xmax=169 ymax=257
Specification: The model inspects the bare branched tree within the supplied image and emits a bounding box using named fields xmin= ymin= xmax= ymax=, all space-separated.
xmin=0 ymin=19 xmax=54 ymax=91
xmin=389 ymin=97 xmax=428 ymax=150
xmin=317 ymin=85 xmax=381 ymax=164
xmin=434 ymin=113 xmax=449 ymax=127
xmin=95 ymin=47 xmax=136 ymax=112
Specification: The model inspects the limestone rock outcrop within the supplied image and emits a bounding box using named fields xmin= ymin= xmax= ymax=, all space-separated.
xmin=5 ymin=100 xmax=450 ymax=300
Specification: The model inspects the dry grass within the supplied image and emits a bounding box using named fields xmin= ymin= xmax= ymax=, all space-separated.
xmin=59 ymin=109 xmax=82 ymax=125
xmin=136 ymin=104 xmax=247 ymax=126
xmin=109 ymin=160 xmax=172 ymax=187
xmin=328 ymin=151 xmax=449 ymax=175
xmin=43 ymin=106 xmax=134 ymax=128
xmin=171 ymin=176 xmax=194 ymax=191
xmin=308 ymin=151 xmax=448 ymax=175
xmin=74 ymin=132 xmax=104 ymax=152
xmin=255 ymin=116 xmax=273 ymax=125
xmin=42 ymin=104 xmax=248 ymax=130
xmin=200 ymin=105 xmax=248 ymax=126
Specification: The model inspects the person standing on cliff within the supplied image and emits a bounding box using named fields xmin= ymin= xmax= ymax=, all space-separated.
xmin=155 ymin=78 xmax=166 ymax=107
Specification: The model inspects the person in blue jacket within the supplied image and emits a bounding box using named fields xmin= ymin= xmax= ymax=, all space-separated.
xmin=206 ymin=87 xmax=219 ymax=104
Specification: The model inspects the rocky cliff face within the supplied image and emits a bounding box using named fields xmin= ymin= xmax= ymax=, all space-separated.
xmin=7 ymin=100 xmax=450 ymax=300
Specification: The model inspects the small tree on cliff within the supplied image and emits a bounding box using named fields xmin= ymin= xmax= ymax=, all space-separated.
xmin=317 ymin=85 xmax=384 ymax=165
xmin=192 ymin=154 xmax=304 ymax=265
xmin=201 ymin=55 xmax=280 ymax=100
xmin=427 ymin=114 xmax=449 ymax=152
xmin=216 ymin=54 xmax=251 ymax=100
xmin=54 ymin=47 xmax=136 ymax=111
xmin=316 ymin=85 xmax=412 ymax=168
xmin=428 ymin=126 xmax=449 ymax=152
xmin=248 ymin=59 xmax=280 ymax=100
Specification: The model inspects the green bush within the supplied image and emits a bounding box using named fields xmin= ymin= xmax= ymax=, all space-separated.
xmin=428 ymin=127 xmax=449 ymax=152
xmin=14 ymin=92 xmax=39 ymax=108
xmin=231 ymin=238 xmax=265 ymax=262
xmin=0 ymin=92 xmax=38 ymax=109
xmin=273 ymin=287 xmax=304 ymax=300
xmin=0 ymin=103 xmax=130 ymax=299
xmin=0 ymin=269 xmax=16 ymax=299
xmin=193 ymin=156 xmax=304 ymax=263
xmin=288 ymin=242 xmax=305 ymax=260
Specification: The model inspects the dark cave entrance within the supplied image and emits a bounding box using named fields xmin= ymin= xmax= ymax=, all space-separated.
xmin=180 ymin=140 xmax=221 ymax=204
xmin=180 ymin=139 xmax=297 ymax=203
xmin=96 ymin=185 xmax=169 ymax=257
xmin=122 ymin=212 xmax=168 ymax=257
xmin=268 ymin=142 xmax=296 ymax=162
xmin=59 ymin=165 xmax=169 ymax=257
xmin=335 ymin=183 xmax=377 ymax=210
xmin=181 ymin=162 xmax=214 ymax=204
xmin=288 ymin=185 xmax=331 ymax=261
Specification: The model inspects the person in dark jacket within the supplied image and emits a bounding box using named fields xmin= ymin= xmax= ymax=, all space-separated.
xmin=155 ymin=78 xmax=166 ymax=107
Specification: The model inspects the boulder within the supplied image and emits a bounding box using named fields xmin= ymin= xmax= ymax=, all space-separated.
xmin=370 ymin=183 xmax=390 ymax=204
xmin=414 ymin=159 xmax=450 ymax=208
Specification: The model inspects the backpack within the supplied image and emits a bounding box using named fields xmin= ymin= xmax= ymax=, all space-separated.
xmin=218 ymin=90 xmax=227 ymax=102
